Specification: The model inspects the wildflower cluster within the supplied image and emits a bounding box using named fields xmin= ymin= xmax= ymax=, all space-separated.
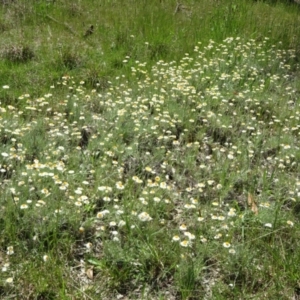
xmin=0 ymin=37 xmax=299 ymax=295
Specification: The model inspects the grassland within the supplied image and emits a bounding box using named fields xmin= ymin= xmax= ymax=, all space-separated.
xmin=0 ymin=0 xmax=300 ymax=299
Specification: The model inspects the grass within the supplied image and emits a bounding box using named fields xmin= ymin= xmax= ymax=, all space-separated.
xmin=0 ymin=0 xmax=300 ymax=299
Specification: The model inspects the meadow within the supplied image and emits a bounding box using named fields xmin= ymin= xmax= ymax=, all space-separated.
xmin=0 ymin=0 xmax=300 ymax=299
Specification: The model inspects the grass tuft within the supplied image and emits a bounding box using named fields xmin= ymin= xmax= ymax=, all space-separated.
xmin=2 ymin=44 xmax=34 ymax=63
